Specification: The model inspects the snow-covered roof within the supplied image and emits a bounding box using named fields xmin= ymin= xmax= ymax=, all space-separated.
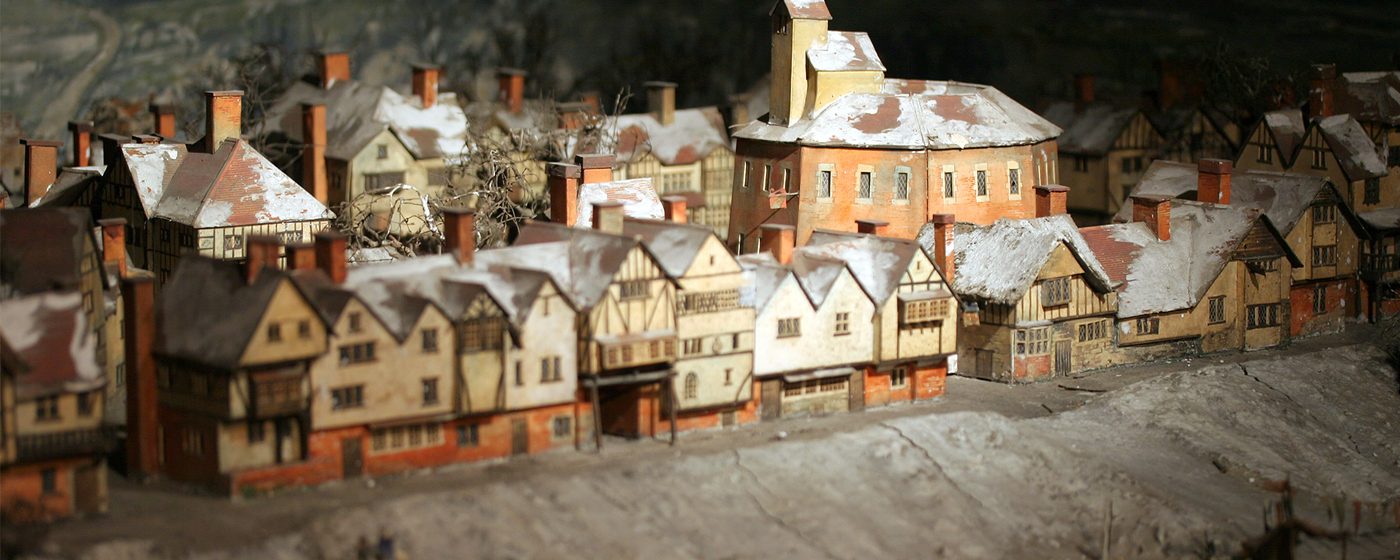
xmin=1359 ymin=207 xmax=1400 ymax=232
xmin=1261 ymin=109 xmax=1307 ymax=164
xmin=262 ymin=80 xmax=469 ymax=161
xmin=152 ymin=138 xmax=333 ymax=228
xmin=490 ymin=223 xmax=656 ymax=311
xmin=801 ymin=229 xmax=929 ymax=305
xmin=737 ymin=253 xmax=790 ymax=312
xmin=1339 ymin=71 xmax=1400 ymax=126
xmin=807 ymin=31 xmax=885 ymax=73
xmin=0 ymin=291 xmax=103 ymax=399
xmin=735 ymin=80 xmax=1059 ymax=150
xmin=1317 ymin=115 xmax=1388 ymax=181
xmin=1041 ymin=102 xmax=1142 ymax=155
xmin=611 ymin=106 xmax=730 ymax=166
xmin=576 ymin=178 xmax=664 ymax=228
xmin=946 ymin=215 xmax=1115 ymax=305
xmin=121 ymin=142 xmax=187 ymax=217
xmin=620 ymin=219 xmax=720 ymax=278
xmin=0 ymin=207 xmax=103 ymax=297
xmin=772 ymin=0 xmax=832 ymax=20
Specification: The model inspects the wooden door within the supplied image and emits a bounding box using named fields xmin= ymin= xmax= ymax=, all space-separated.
xmin=1054 ymin=340 xmax=1071 ymax=376
xmin=511 ymin=418 xmax=528 ymax=455
xmin=721 ymin=410 xmax=736 ymax=427
xmin=341 ymin=437 xmax=363 ymax=478
xmin=847 ymin=371 xmax=865 ymax=412
xmin=74 ymin=461 xmax=105 ymax=514
xmin=760 ymin=379 xmax=781 ymax=421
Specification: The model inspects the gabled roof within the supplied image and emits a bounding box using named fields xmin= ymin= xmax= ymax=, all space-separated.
xmin=262 ymin=80 xmax=468 ymax=161
xmin=944 ymin=215 xmax=1115 ymax=305
xmin=0 ymin=291 xmax=103 ymax=399
xmin=121 ymin=142 xmax=187 ymax=217
xmin=575 ymin=178 xmax=664 ymax=227
xmin=27 ymin=166 xmax=105 ymax=208
xmin=1260 ymin=109 xmax=1307 ymax=165
xmin=0 ymin=208 xmax=101 ymax=297
xmin=489 ymin=222 xmax=661 ymax=310
xmin=1084 ymin=201 xmax=1298 ymax=318
xmin=1113 ymin=160 xmax=1365 ymax=237
xmin=1339 ymin=71 xmax=1400 ymax=126
xmin=1358 ymin=207 xmax=1400 ymax=233
xmin=620 ymin=218 xmax=722 ymax=278
xmin=1041 ymin=102 xmax=1140 ymax=155
xmin=735 ymin=80 xmax=1060 ymax=150
xmin=736 ymin=251 xmax=855 ymax=312
xmin=611 ymin=106 xmax=730 ymax=166
xmin=771 ymin=0 xmax=832 ymax=20
xmin=157 ymin=257 xmax=308 ymax=370
xmin=802 ymin=229 xmax=934 ymax=305
xmin=807 ymin=31 xmax=885 ymax=73
xmin=1317 ymin=115 xmax=1388 ymax=181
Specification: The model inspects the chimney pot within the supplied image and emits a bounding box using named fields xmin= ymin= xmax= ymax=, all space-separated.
xmin=645 ymin=81 xmax=677 ymax=126
xmin=300 ymin=103 xmax=328 ymax=204
xmin=317 ymin=51 xmax=351 ymax=89
xmin=1131 ymin=195 xmax=1173 ymax=241
xmin=442 ymin=207 xmax=477 ymax=264
xmin=760 ymin=224 xmax=796 ymax=265
xmin=661 ymin=195 xmax=688 ymax=224
xmin=592 ymin=201 xmax=625 ymax=234
xmin=315 ymin=231 xmax=348 ymax=284
xmin=548 ymin=162 xmax=581 ymax=226
xmin=20 ymin=138 xmax=61 ymax=207
xmin=412 ymin=63 xmax=440 ymax=109
xmin=98 ymin=218 xmax=128 ymax=278
xmin=244 ymin=235 xmax=281 ymax=284
xmin=1034 ymin=184 xmax=1070 ymax=217
xmin=202 ymin=90 xmax=243 ymax=153
xmin=575 ymin=153 xmax=614 ymax=184
xmin=67 ymin=121 xmax=93 ymax=167
xmin=929 ymin=214 xmax=956 ymax=281
xmin=149 ymin=102 xmax=177 ymax=139
xmin=1196 ymin=158 xmax=1232 ymax=205
xmin=856 ymin=219 xmax=889 ymax=236
xmin=496 ymin=68 xmax=527 ymax=115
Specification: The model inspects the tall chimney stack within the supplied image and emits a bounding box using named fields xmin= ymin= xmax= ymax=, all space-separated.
xmin=286 ymin=242 xmax=316 ymax=271
xmin=1034 ymin=184 xmax=1069 ymax=217
xmin=68 ymin=121 xmax=92 ymax=167
xmin=412 ymin=64 xmax=440 ymax=109
xmin=20 ymin=138 xmax=60 ymax=207
xmin=548 ymin=162 xmax=581 ymax=226
xmin=1197 ymin=159 xmax=1232 ymax=205
xmin=202 ymin=90 xmax=243 ymax=153
xmin=1131 ymin=195 xmax=1172 ymax=241
xmin=442 ymin=207 xmax=477 ymax=265
xmin=149 ymin=102 xmax=177 ymax=139
xmin=315 ymin=231 xmax=348 ymax=284
xmin=592 ymin=201 xmax=625 ymax=234
xmin=661 ymin=195 xmax=688 ymax=224
xmin=728 ymin=94 xmax=751 ymax=127
xmin=1074 ymin=73 xmax=1095 ymax=113
xmin=317 ymin=51 xmax=351 ymax=89
xmin=646 ymin=81 xmax=677 ymax=126
xmin=244 ymin=235 xmax=281 ymax=284
xmin=497 ymin=68 xmax=527 ymax=115
xmin=98 ymin=218 xmax=128 ymax=278
xmin=301 ymin=102 xmax=328 ymax=204
xmin=760 ymin=224 xmax=796 ymax=265
xmin=575 ymin=153 xmax=614 ymax=184
xmin=1308 ymin=63 xmax=1337 ymax=120
xmin=856 ymin=219 xmax=889 ymax=236
xmin=929 ymin=214 xmax=955 ymax=281
xmin=121 ymin=274 xmax=159 ymax=481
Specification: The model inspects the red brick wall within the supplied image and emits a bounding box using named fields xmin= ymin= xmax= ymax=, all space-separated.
xmin=864 ymin=361 xmax=948 ymax=408
xmin=1013 ymin=354 xmax=1052 ymax=380
xmin=0 ymin=457 xmax=84 ymax=523
xmin=1289 ymin=279 xmax=1359 ymax=336
xmin=913 ymin=361 xmax=947 ymax=400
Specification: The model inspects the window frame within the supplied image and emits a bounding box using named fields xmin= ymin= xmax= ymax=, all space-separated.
xmin=1313 ymin=284 xmax=1327 ymax=315
xmin=1208 ymin=296 xmax=1226 ymax=324
xmin=816 ymin=164 xmax=834 ymax=200
xmin=941 ymin=165 xmax=956 ymax=200
xmin=855 ymin=165 xmax=874 ymax=202
xmin=893 ymin=166 xmax=911 ymax=203
xmin=974 ymin=164 xmax=989 ymax=201
xmin=1006 ymin=161 xmax=1021 ymax=200
xmin=777 ymin=317 xmax=801 ymax=338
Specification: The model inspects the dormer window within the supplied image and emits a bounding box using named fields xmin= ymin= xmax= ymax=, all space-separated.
xmin=772 ymin=12 xmax=790 ymax=35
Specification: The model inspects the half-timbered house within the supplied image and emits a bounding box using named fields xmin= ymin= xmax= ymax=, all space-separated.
xmin=1235 ymin=107 xmax=1390 ymax=213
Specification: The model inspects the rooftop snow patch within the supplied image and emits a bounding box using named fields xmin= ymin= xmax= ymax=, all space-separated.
xmin=947 ymin=215 xmax=1114 ymax=304
xmin=807 ymin=31 xmax=885 ymax=73
xmin=610 ymin=106 xmax=729 ymax=166
xmin=1317 ymin=115 xmax=1387 ymax=181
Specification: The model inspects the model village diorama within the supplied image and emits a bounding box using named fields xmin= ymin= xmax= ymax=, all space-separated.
xmin=1 ymin=0 xmax=1399 ymax=555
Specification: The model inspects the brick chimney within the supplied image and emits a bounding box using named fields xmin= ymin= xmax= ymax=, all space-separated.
xmin=929 ymin=214 xmax=955 ymax=281
xmin=1035 ymin=184 xmax=1069 ymax=217
xmin=442 ymin=206 xmax=476 ymax=265
xmin=1155 ymin=58 xmax=1182 ymax=111
xmin=661 ymin=195 xmax=687 ymax=224
xmin=1074 ymin=73 xmax=1095 ymax=113
xmin=98 ymin=218 xmax=128 ymax=278
xmin=286 ymin=242 xmax=316 ymax=271
xmin=1197 ymin=159 xmax=1232 ymax=205
xmin=1308 ymin=63 xmax=1336 ymax=120
xmin=856 ymin=219 xmax=889 ymax=236
xmin=728 ymin=94 xmax=751 ymax=127
xmin=121 ymin=274 xmax=158 ymax=480
xmin=149 ymin=102 xmax=176 ymax=139
xmin=548 ymin=162 xmax=581 ymax=226
xmin=315 ymin=230 xmax=348 ymax=283
xmin=245 ymin=235 xmax=281 ymax=284
xmin=68 ymin=121 xmax=92 ymax=167
xmin=300 ymin=102 xmax=328 ymax=204
xmin=1131 ymin=195 xmax=1172 ymax=241
xmin=579 ymin=91 xmax=601 ymax=113
xmin=646 ymin=81 xmax=677 ymax=126
xmin=20 ymin=138 xmax=60 ymax=207
xmin=497 ymin=68 xmax=526 ymax=115
xmin=575 ymin=153 xmax=614 ymax=184
xmin=592 ymin=201 xmax=625 ymax=234
xmin=412 ymin=64 xmax=439 ymax=109
xmin=761 ymin=224 xmax=796 ymax=265
xmin=202 ymin=90 xmax=243 ymax=153
xmin=317 ymin=51 xmax=351 ymax=89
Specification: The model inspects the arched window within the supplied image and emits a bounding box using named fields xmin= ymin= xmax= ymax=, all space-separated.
xmin=684 ymin=373 xmax=699 ymax=399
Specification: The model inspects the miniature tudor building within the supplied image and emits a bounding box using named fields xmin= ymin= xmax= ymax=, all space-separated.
xmin=1331 ymin=69 xmax=1399 ymax=165
xmin=1083 ymin=196 xmax=1298 ymax=357
xmin=1117 ymin=160 xmax=1366 ymax=336
xmin=609 ymin=81 xmax=735 ymax=237
xmin=728 ymin=0 xmax=1061 ymax=250
xmin=933 ymin=187 xmax=1120 ymax=381
xmin=258 ymin=52 xmax=469 ymax=209
xmin=96 ymin=91 xmax=333 ymax=286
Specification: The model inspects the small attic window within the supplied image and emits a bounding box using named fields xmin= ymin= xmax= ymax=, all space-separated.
xmin=377 ymin=144 xmax=388 ymax=159
xmin=772 ymin=12 xmax=790 ymax=35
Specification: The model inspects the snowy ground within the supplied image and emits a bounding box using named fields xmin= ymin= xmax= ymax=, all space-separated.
xmin=22 ymin=336 xmax=1400 ymax=559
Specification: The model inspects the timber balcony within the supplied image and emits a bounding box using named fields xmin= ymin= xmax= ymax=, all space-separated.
xmin=249 ymin=370 xmax=309 ymax=418
xmin=16 ymin=426 xmax=119 ymax=462
xmin=596 ymin=330 xmax=677 ymax=372
xmin=1362 ymin=253 xmax=1400 ymax=282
